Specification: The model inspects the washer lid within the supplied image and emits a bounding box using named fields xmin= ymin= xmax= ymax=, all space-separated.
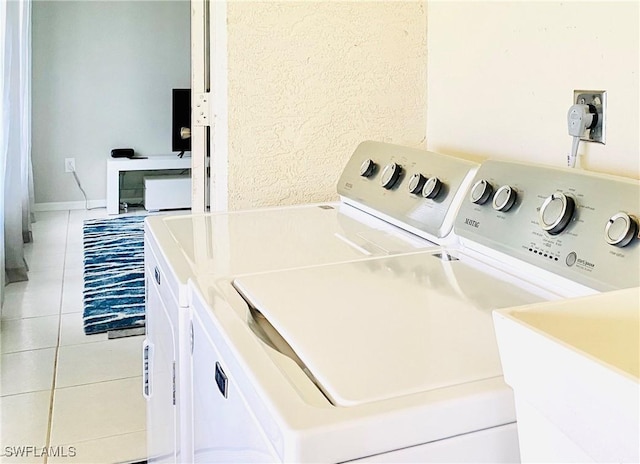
xmin=234 ymin=251 xmax=555 ymax=407
xmin=154 ymin=203 xmax=431 ymax=278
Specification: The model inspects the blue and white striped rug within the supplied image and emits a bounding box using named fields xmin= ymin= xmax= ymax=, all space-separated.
xmin=83 ymin=216 xmax=146 ymax=335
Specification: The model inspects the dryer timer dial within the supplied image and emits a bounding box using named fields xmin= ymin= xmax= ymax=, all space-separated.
xmin=605 ymin=212 xmax=639 ymax=247
xmin=359 ymin=159 xmax=377 ymax=178
xmin=539 ymin=192 xmax=575 ymax=235
xmin=407 ymin=173 xmax=426 ymax=195
xmin=422 ymin=176 xmax=443 ymax=199
xmin=470 ymin=179 xmax=493 ymax=205
xmin=492 ymin=185 xmax=517 ymax=212
xmin=380 ymin=163 xmax=402 ymax=190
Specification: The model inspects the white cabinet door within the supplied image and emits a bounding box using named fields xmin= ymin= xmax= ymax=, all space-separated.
xmin=145 ymin=271 xmax=179 ymax=463
xmin=191 ymin=309 xmax=278 ymax=463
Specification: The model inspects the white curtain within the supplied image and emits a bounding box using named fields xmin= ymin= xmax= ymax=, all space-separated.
xmin=1 ymin=0 xmax=33 ymax=305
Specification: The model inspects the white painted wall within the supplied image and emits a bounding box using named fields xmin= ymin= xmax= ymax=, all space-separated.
xmin=32 ymin=0 xmax=190 ymax=206
xmin=426 ymin=1 xmax=639 ymax=179
xmin=223 ymin=1 xmax=427 ymax=210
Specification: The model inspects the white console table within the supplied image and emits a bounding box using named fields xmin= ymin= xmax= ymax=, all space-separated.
xmin=106 ymin=155 xmax=191 ymax=214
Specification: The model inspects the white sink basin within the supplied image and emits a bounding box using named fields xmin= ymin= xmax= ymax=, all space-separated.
xmin=493 ymin=287 xmax=640 ymax=463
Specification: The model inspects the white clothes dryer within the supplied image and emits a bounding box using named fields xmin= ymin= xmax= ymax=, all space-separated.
xmin=143 ymin=141 xmax=479 ymax=463
xmin=186 ymin=159 xmax=639 ymax=462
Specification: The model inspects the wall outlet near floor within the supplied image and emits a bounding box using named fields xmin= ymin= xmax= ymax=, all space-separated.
xmin=64 ymin=158 xmax=76 ymax=173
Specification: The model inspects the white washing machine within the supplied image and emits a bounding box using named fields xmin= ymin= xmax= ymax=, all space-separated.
xmin=143 ymin=141 xmax=479 ymax=463
xmin=186 ymin=160 xmax=639 ymax=462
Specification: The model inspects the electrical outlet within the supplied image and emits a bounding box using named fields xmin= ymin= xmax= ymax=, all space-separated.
xmin=64 ymin=158 xmax=75 ymax=173
xmin=573 ymin=90 xmax=606 ymax=144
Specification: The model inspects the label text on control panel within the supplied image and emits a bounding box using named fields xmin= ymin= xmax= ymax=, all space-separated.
xmin=465 ymin=218 xmax=480 ymax=228
xmin=576 ymin=258 xmax=595 ymax=270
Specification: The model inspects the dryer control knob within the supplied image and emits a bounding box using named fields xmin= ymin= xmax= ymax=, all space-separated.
xmin=408 ymin=173 xmax=427 ymax=195
xmin=470 ymin=179 xmax=493 ymax=205
xmin=380 ymin=163 xmax=402 ymax=190
xmin=359 ymin=159 xmax=377 ymax=178
xmin=604 ymin=212 xmax=639 ymax=247
xmin=422 ymin=177 xmax=443 ymax=199
xmin=492 ymin=185 xmax=517 ymax=212
xmin=539 ymin=192 xmax=575 ymax=235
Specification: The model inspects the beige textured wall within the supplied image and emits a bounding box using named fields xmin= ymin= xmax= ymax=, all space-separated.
xmin=225 ymin=1 xmax=427 ymax=210
xmin=426 ymin=1 xmax=639 ymax=179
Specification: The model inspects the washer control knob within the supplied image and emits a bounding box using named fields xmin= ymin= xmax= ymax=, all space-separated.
xmin=492 ymin=185 xmax=517 ymax=212
xmin=604 ymin=212 xmax=639 ymax=247
xmin=359 ymin=159 xmax=377 ymax=178
xmin=422 ymin=177 xmax=443 ymax=199
xmin=407 ymin=173 xmax=427 ymax=195
xmin=539 ymin=192 xmax=575 ymax=235
xmin=470 ymin=179 xmax=493 ymax=205
xmin=380 ymin=163 xmax=402 ymax=190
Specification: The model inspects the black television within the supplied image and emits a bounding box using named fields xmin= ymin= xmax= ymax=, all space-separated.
xmin=172 ymin=88 xmax=191 ymax=156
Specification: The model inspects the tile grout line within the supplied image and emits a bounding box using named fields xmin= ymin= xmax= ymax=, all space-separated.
xmin=44 ymin=210 xmax=72 ymax=464
xmin=54 ymin=373 xmax=144 ymax=391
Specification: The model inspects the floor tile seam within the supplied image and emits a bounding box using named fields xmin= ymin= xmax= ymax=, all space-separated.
xmin=53 ymin=374 xmax=143 ymax=391
xmin=58 ymin=312 xmax=83 ymax=317
xmin=62 ymin=249 xmax=83 ymax=254
xmin=2 ymin=289 xmax=65 ymax=299
xmin=0 ymin=313 xmax=63 ymax=323
xmin=0 ymin=314 xmax=62 ymax=323
xmin=0 ymin=345 xmax=58 ymax=356
xmin=20 ymin=251 xmax=67 ymax=256
xmin=2 ymin=286 xmax=64 ymax=297
xmin=48 ymin=429 xmax=147 ymax=456
xmin=0 ymin=315 xmax=61 ymax=327
xmin=4 ymin=275 xmax=65 ymax=284
xmin=0 ymin=387 xmax=54 ymax=399
xmin=50 ymin=420 xmax=147 ymax=440
xmin=63 ymin=250 xmax=84 ymax=271
xmin=46 ymin=429 xmax=147 ymax=449
xmin=3 ymin=279 xmax=64 ymax=287
xmin=44 ymin=210 xmax=71 ymax=458
xmin=6 ymin=263 xmax=65 ymax=271
xmin=11 ymin=267 xmax=66 ymax=274
xmin=2 ymin=292 xmax=63 ymax=301
xmin=60 ymin=268 xmax=83 ymax=274
xmin=21 ymin=244 xmax=67 ymax=250
xmin=15 ymin=336 xmax=144 ymax=355
xmin=56 ymin=338 xmax=112 ymax=349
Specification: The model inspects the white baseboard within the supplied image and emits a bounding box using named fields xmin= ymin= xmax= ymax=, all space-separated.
xmin=34 ymin=199 xmax=107 ymax=212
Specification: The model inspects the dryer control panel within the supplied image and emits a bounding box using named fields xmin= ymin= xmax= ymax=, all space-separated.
xmin=455 ymin=160 xmax=640 ymax=291
xmin=337 ymin=141 xmax=478 ymax=241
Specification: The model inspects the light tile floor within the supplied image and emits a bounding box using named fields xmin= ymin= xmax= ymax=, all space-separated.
xmin=1 ymin=209 xmax=147 ymax=464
